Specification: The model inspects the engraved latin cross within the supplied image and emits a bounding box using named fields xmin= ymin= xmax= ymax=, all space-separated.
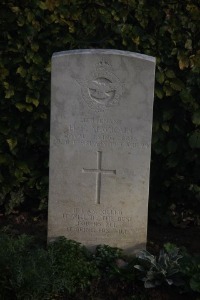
xmin=82 ymin=151 xmax=116 ymax=204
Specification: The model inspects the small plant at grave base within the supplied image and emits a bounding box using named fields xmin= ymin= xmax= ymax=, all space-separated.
xmin=47 ymin=237 xmax=100 ymax=296
xmin=134 ymin=243 xmax=184 ymax=288
xmin=0 ymin=234 xmax=100 ymax=299
xmin=93 ymin=244 xmax=137 ymax=288
xmin=179 ymin=249 xmax=200 ymax=293
xmin=94 ymin=244 xmax=125 ymax=277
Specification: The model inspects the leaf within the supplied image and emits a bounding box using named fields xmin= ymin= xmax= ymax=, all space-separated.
xmin=40 ymin=113 xmax=47 ymax=119
xmin=180 ymin=90 xmax=197 ymax=109
xmin=45 ymin=0 xmax=60 ymax=11
xmin=163 ymin=85 xmax=174 ymax=96
xmin=6 ymin=138 xmax=17 ymax=151
xmin=192 ymin=111 xmax=200 ymax=125
xmin=26 ymin=96 xmax=39 ymax=107
xmin=164 ymin=243 xmax=179 ymax=254
xmin=3 ymin=82 xmax=9 ymax=89
xmin=162 ymin=123 xmax=170 ymax=132
xmin=190 ymin=53 xmax=200 ymax=68
xmin=26 ymin=104 xmax=33 ymax=112
xmin=38 ymin=1 xmax=47 ymax=10
xmin=134 ymin=265 xmax=145 ymax=272
xmin=171 ymin=48 xmax=178 ymax=55
xmin=31 ymin=43 xmax=39 ymax=52
xmin=32 ymin=99 xmax=39 ymax=107
xmin=16 ymin=66 xmax=26 ymax=78
xmin=156 ymin=71 xmax=165 ymax=84
xmin=10 ymin=6 xmax=20 ymax=14
xmin=170 ymin=78 xmax=185 ymax=91
xmin=27 ymin=11 xmax=34 ymax=23
xmin=185 ymin=39 xmax=192 ymax=50
xmin=17 ymin=161 xmax=30 ymax=174
xmin=186 ymin=4 xmax=200 ymax=20
xmin=165 ymin=70 xmax=176 ymax=79
xmin=178 ymin=56 xmax=189 ymax=70
xmin=132 ymin=36 xmax=140 ymax=46
xmin=45 ymin=61 xmax=51 ymax=73
xmin=16 ymin=103 xmax=26 ymax=112
xmin=166 ymin=278 xmax=173 ymax=285
xmin=188 ymin=131 xmax=200 ymax=149
xmin=155 ymin=87 xmax=164 ymax=99
xmin=5 ymin=89 xmax=14 ymax=99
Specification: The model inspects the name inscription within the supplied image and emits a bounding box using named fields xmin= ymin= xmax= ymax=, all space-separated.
xmin=53 ymin=117 xmax=150 ymax=150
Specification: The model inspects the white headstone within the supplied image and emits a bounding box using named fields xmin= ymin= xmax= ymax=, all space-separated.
xmin=48 ymin=49 xmax=156 ymax=254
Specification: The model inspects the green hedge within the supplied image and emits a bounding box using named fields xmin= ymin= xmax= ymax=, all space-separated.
xmin=0 ymin=0 xmax=200 ymax=223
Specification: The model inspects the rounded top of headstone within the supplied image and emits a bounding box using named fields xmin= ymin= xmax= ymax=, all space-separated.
xmin=52 ymin=49 xmax=156 ymax=63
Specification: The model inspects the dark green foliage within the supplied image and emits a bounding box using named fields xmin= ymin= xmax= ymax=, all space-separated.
xmin=0 ymin=234 xmax=199 ymax=299
xmin=0 ymin=0 xmax=200 ymax=223
xmin=47 ymin=237 xmax=99 ymax=294
xmin=94 ymin=244 xmax=123 ymax=272
xmin=134 ymin=243 xmax=184 ymax=288
xmin=179 ymin=249 xmax=200 ymax=293
xmin=0 ymin=234 xmax=99 ymax=299
xmin=94 ymin=244 xmax=131 ymax=281
xmin=0 ymin=234 xmax=34 ymax=299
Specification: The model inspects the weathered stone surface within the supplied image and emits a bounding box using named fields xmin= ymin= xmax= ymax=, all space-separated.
xmin=48 ymin=49 xmax=156 ymax=254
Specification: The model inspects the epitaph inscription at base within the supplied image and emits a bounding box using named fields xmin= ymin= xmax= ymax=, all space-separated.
xmin=48 ymin=49 xmax=156 ymax=254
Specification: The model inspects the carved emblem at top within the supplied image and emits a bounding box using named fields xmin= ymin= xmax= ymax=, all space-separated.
xmin=79 ymin=60 xmax=123 ymax=112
